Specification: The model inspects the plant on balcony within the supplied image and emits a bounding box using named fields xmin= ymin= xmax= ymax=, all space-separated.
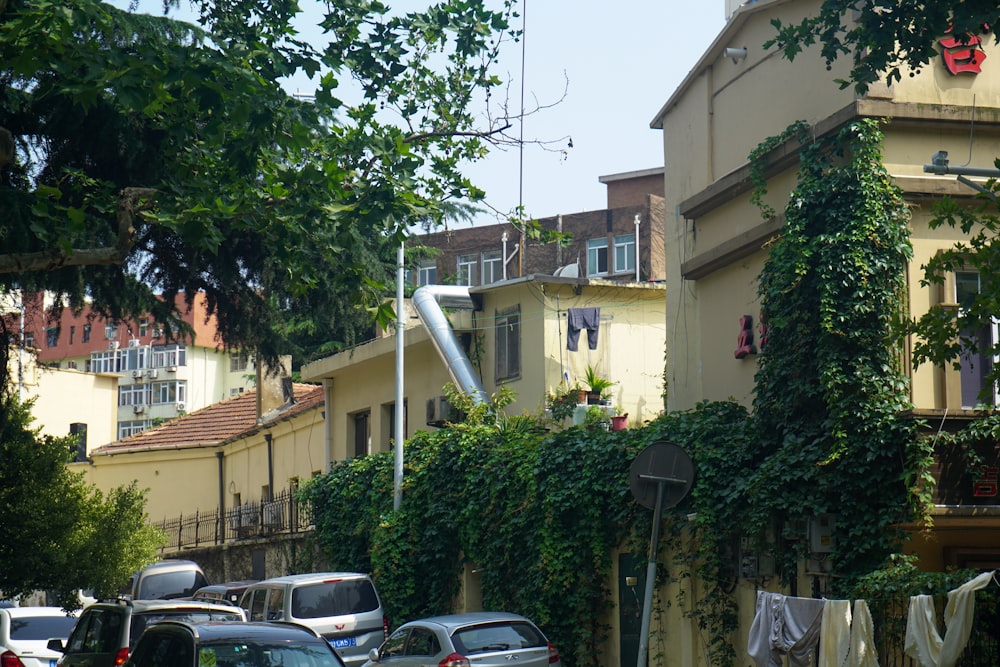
xmin=582 ymin=365 xmax=614 ymax=404
xmin=546 ymin=384 xmax=581 ymax=423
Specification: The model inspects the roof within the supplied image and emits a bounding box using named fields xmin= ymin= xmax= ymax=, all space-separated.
xmin=92 ymin=384 xmax=324 ymax=456
xmin=252 ymin=572 xmax=370 ymax=586
xmin=404 ymin=612 xmax=534 ymax=631
xmin=154 ymin=621 xmax=324 ymax=642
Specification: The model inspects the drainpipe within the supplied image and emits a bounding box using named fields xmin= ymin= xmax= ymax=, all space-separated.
xmin=634 ymin=214 xmax=641 ymax=282
xmin=216 ymin=451 xmax=225 ymax=542
xmin=412 ymin=286 xmax=489 ymax=405
xmin=265 ymin=433 xmax=273 ymax=499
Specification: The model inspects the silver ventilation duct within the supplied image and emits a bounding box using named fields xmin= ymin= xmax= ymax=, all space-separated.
xmin=411 ymin=285 xmax=489 ymax=405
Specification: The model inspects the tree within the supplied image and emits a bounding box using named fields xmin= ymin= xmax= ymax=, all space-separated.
xmin=0 ymin=395 xmax=163 ymax=606
xmin=766 ymin=1 xmax=1000 ymax=93
xmin=0 ymin=0 xmax=518 ymax=378
xmin=766 ymin=2 xmax=1000 ymax=401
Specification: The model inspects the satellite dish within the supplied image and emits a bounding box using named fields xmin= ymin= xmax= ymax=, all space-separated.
xmin=629 ymin=441 xmax=694 ymax=510
xmin=553 ymin=262 xmax=580 ymax=278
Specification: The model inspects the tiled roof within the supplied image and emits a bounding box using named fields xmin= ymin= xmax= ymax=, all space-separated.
xmin=92 ymin=383 xmax=324 ymax=455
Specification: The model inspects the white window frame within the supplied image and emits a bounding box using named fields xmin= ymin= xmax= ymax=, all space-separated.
xmin=151 ymin=380 xmax=186 ymax=404
xmin=482 ymin=250 xmax=502 ymax=284
xmin=495 ymin=306 xmax=521 ymax=382
xmin=587 ymin=238 xmax=609 ymax=276
xmin=152 ymin=344 xmax=186 ymax=368
xmin=417 ymin=261 xmax=437 ymax=286
xmin=613 ymin=233 xmax=636 ymax=274
xmin=457 ymin=254 xmax=479 ymax=286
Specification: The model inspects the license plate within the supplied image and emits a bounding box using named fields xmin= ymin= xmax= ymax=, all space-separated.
xmin=330 ymin=637 xmax=357 ymax=649
xmin=50 ymin=661 xmax=56 ymax=667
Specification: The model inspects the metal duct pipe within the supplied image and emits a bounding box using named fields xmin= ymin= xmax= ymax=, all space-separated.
xmin=412 ymin=285 xmax=489 ymax=405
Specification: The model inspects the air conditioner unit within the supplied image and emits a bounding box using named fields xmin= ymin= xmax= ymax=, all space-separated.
xmin=176 ymin=402 xmax=186 ymax=411
xmin=166 ymin=365 xmax=178 ymax=372
xmin=131 ymin=370 xmax=142 ymax=379
xmin=426 ymin=395 xmax=459 ymax=425
xmin=108 ymin=341 xmax=120 ymax=350
xmin=133 ymin=404 xmax=145 ymax=414
xmin=128 ymin=339 xmax=140 ymax=348
xmin=152 ymin=328 xmax=163 ymax=339
xmin=146 ymin=369 xmax=159 ymax=379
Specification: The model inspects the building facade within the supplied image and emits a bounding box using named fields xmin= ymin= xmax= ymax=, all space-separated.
xmin=652 ymin=0 xmax=1000 ymax=663
xmin=411 ymin=168 xmax=665 ymax=287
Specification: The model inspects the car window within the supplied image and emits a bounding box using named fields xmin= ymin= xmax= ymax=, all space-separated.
xmin=249 ymin=590 xmax=267 ymax=622
xmin=405 ymin=628 xmax=438 ymax=657
xmin=452 ymin=622 xmax=546 ymax=655
xmin=138 ymin=571 xmax=208 ymax=600
xmin=379 ymin=629 xmax=408 ymax=659
xmin=130 ymin=632 xmax=192 ymax=667
xmin=290 ymin=580 xmax=378 ymax=619
xmin=201 ymin=641 xmax=343 ymax=667
xmin=265 ymin=589 xmax=284 ymax=621
xmin=130 ymin=612 xmax=243 ymax=648
xmin=9 ymin=616 xmax=78 ymax=640
xmin=67 ymin=609 xmax=123 ymax=654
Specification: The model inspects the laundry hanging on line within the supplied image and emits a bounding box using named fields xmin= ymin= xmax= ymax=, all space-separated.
xmin=566 ymin=307 xmax=600 ymax=351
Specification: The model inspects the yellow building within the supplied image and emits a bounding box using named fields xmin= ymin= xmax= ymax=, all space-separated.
xmin=651 ymin=0 xmax=1000 ymax=663
xmin=301 ymin=275 xmax=666 ymax=460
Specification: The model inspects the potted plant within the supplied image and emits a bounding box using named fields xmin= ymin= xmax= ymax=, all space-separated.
xmin=583 ymin=365 xmax=614 ymax=405
xmin=546 ymin=384 xmax=582 ymax=423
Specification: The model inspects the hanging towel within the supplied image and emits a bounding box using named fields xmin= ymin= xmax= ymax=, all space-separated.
xmin=747 ymin=591 xmax=826 ymax=667
xmin=849 ymin=599 xmax=879 ymax=667
xmin=904 ymin=570 xmax=994 ymax=667
xmin=818 ymin=599 xmax=851 ymax=667
xmin=566 ymin=307 xmax=600 ymax=351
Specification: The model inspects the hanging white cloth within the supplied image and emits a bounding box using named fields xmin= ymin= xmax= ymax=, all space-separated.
xmin=818 ymin=599 xmax=879 ymax=667
xmin=747 ymin=591 xmax=826 ymax=667
xmin=904 ymin=570 xmax=994 ymax=667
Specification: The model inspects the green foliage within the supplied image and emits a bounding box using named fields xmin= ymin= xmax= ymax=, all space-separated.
xmin=751 ymin=119 xmax=927 ymax=581
xmin=0 ymin=395 xmax=163 ymax=607
xmin=764 ymin=1 xmax=1000 ymax=93
xmin=582 ymin=364 xmax=614 ymax=394
xmin=303 ymin=406 xmax=650 ymax=666
xmin=545 ymin=384 xmax=581 ymax=423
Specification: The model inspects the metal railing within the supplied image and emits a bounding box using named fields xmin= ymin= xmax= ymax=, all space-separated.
xmin=153 ymin=487 xmax=311 ymax=552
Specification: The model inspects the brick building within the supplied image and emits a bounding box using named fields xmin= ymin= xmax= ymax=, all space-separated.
xmin=410 ymin=167 xmax=665 ymax=286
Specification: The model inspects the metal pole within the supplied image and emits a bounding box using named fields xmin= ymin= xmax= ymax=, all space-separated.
xmin=636 ymin=479 xmax=666 ymax=667
xmin=634 ymin=215 xmax=641 ymax=282
xmin=394 ymin=242 xmax=405 ymax=510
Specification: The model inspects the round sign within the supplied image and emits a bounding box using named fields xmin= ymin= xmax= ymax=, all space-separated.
xmin=628 ymin=441 xmax=694 ymax=510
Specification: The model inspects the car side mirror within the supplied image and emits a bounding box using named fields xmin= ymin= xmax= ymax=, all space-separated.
xmin=47 ymin=638 xmax=65 ymax=653
xmin=368 ymin=648 xmax=379 ymax=662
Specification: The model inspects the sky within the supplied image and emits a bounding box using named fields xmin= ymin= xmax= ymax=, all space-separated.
xmin=111 ymin=0 xmax=727 ymax=224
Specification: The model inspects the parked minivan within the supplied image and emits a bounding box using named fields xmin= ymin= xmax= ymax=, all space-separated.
xmin=130 ymin=560 xmax=208 ymax=600
xmin=238 ymin=573 xmax=386 ymax=667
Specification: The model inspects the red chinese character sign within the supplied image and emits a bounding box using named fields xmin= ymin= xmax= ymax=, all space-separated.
xmin=936 ymin=443 xmax=1000 ymax=505
xmin=939 ymin=31 xmax=987 ymax=75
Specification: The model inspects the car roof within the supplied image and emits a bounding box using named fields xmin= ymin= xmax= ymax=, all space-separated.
xmin=90 ymin=599 xmax=241 ymax=613
xmin=401 ymin=612 xmax=533 ymax=631
xmin=251 ymin=573 xmax=370 ymax=586
xmin=0 ymin=606 xmax=78 ymax=618
xmin=139 ymin=560 xmax=203 ymax=573
xmin=151 ymin=621 xmax=325 ymax=642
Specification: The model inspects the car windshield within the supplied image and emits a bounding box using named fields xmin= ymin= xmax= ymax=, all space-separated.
xmin=138 ymin=571 xmax=208 ymax=600
xmin=129 ymin=611 xmax=243 ymax=647
xmin=451 ymin=622 xmax=546 ymax=655
xmin=200 ymin=641 xmax=341 ymax=667
xmin=290 ymin=580 xmax=378 ymax=619
xmin=10 ymin=616 xmax=78 ymax=641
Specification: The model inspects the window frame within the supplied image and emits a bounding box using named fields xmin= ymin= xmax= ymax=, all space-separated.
xmin=613 ymin=233 xmax=636 ymax=274
xmin=587 ymin=238 xmax=609 ymax=276
xmin=495 ymin=305 xmax=521 ymax=383
xmin=457 ymin=253 xmax=480 ymax=286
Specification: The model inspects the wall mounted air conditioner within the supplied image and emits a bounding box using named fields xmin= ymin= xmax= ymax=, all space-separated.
xmin=176 ymin=402 xmax=186 ymax=411
xmin=152 ymin=328 xmax=163 ymax=339
xmin=167 ymin=365 xmax=178 ymax=372
xmin=128 ymin=339 xmax=140 ymax=348
xmin=425 ymin=395 xmax=458 ymax=425
xmin=133 ymin=404 xmax=145 ymax=414
xmin=108 ymin=341 xmax=120 ymax=350
xmin=131 ymin=370 xmax=142 ymax=379
xmin=146 ymin=369 xmax=159 ymax=379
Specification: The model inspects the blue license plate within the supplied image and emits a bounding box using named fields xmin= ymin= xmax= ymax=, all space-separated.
xmin=331 ymin=637 xmax=357 ymax=649
xmin=50 ymin=661 xmax=56 ymax=667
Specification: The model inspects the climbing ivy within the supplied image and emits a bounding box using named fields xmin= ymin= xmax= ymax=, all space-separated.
xmin=750 ymin=119 xmax=929 ymax=581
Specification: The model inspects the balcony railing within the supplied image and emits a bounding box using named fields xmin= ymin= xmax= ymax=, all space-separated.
xmin=153 ymin=487 xmax=311 ymax=552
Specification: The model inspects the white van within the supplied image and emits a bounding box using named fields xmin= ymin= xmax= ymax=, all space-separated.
xmin=238 ymin=572 xmax=386 ymax=667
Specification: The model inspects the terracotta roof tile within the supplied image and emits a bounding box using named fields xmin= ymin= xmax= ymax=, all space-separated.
xmin=93 ymin=383 xmax=324 ymax=455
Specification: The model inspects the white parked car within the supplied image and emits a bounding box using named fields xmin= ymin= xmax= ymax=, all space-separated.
xmin=0 ymin=606 xmax=78 ymax=667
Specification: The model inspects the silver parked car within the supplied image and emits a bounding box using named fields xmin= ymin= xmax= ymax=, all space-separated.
xmin=361 ymin=612 xmax=562 ymax=667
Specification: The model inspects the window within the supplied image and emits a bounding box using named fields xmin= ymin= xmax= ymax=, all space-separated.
xmin=139 ymin=319 xmax=149 ymax=337
xmin=495 ymin=306 xmax=521 ymax=382
xmin=119 ymin=384 xmax=148 ymax=407
xmin=230 ymin=351 xmax=249 ymax=372
xmin=46 ymin=327 xmax=59 ymax=347
xmin=123 ymin=346 xmax=149 ymax=371
xmin=152 ymin=344 xmax=186 ymax=368
xmin=482 ymin=250 xmax=503 ymax=284
xmin=587 ymin=238 xmax=608 ymax=276
xmin=118 ymin=420 xmax=150 ymax=439
xmin=457 ymin=253 xmax=479 ymax=286
xmin=150 ymin=381 xmax=186 ymax=404
xmin=105 ymin=321 xmax=118 ymax=340
xmin=956 ymin=271 xmax=998 ymax=408
xmin=70 ymin=325 xmax=76 ymax=345
xmin=415 ymin=261 xmax=437 ymax=286
xmin=24 ymin=332 xmax=35 ymax=348
xmin=91 ymin=350 xmax=121 ymax=373
xmin=82 ymin=323 xmax=91 ymax=343
xmin=230 ymin=387 xmax=245 ymax=396
xmin=382 ymin=400 xmax=408 ymax=449
xmin=353 ymin=411 xmax=370 ymax=457
xmin=614 ymin=233 xmax=636 ymax=274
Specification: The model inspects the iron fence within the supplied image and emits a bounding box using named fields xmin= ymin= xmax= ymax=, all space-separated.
xmin=153 ymin=487 xmax=311 ymax=552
